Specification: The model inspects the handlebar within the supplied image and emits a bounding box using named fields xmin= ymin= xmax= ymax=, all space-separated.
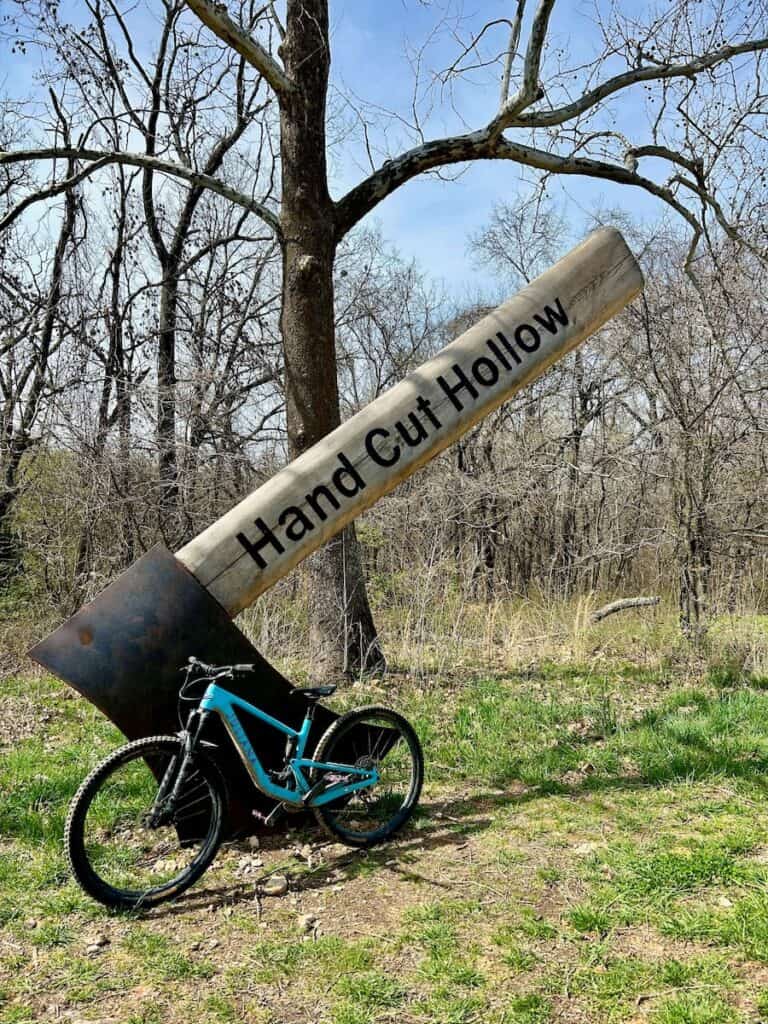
xmin=185 ymin=657 xmax=255 ymax=677
xmin=177 ymin=658 xmax=255 ymax=728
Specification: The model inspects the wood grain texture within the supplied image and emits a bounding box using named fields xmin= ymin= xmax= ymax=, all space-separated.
xmin=176 ymin=227 xmax=644 ymax=615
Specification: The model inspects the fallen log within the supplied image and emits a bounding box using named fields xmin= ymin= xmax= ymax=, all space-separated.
xmin=590 ymin=597 xmax=661 ymax=623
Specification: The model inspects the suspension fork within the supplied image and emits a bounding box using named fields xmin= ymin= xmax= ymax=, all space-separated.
xmin=151 ymin=710 xmax=211 ymax=822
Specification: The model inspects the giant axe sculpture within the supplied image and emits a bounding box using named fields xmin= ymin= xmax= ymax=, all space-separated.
xmin=31 ymin=227 xmax=643 ymax=831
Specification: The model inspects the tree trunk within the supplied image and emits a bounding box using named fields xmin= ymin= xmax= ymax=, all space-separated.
xmin=0 ymin=484 xmax=22 ymax=584
xmin=157 ymin=268 xmax=179 ymax=518
xmin=279 ymin=0 xmax=384 ymax=678
xmin=0 ymin=176 xmax=77 ymax=585
xmin=675 ymin=444 xmax=712 ymax=644
xmin=678 ymin=496 xmax=711 ymax=643
xmin=560 ymin=351 xmax=588 ymax=595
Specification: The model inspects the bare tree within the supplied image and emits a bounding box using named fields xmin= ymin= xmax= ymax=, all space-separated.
xmin=334 ymin=229 xmax=444 ymax=415
xmin=2 ymin=0 xmax=277 ymax=537
xmin=0 ymin=101 xmax=82 ymax=581
xmin=622 ymin=237 xmax=768 ymax=639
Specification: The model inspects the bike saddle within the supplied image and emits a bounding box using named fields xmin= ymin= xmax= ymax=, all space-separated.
xmin=291 ymin=684 xmax=337 ymax=700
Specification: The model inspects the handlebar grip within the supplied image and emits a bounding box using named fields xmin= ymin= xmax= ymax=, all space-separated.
xmin=187 ymin=656 xmax=215 ymax=673
xmin=233 ymin=664 xmax=255 ymax=674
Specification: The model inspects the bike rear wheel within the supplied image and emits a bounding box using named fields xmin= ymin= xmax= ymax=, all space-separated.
xmin=65 ymin=735 xmax=226 ymax=910
xmin=311 ymin=706 xmax=423 ymax=847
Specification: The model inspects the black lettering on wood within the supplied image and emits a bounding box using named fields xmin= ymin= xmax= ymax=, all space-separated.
xmin=332 ymin=452 xmax=366 ymax=497
xmin=365 ymin=427 xmax=401 ymax=467
xmin=486 ymin=336 xmax=512 ymax=370
xmin=533 ymin=297 xmax=569 ymax=334
xmin=495 ymin=330 xmax=522 ymax=365
xmin=279 ymin=505 xmax=315 ymax=542
xmin=472 ymin=356 xmax=500 ymax=387
xmin=395 ymin=412 xmax=429 ymax=447
xmin=514 ymin=323 xmax=541 ymax=353
xmin=416 ymin=394 xmax=442 ymax=430
xmin=437 ymin=364 xmax=480 ymax=412
xmin=236 ymin=518 xmax=285 ymax=569
xmin=305 ymin=483 xmax=341 ymax=522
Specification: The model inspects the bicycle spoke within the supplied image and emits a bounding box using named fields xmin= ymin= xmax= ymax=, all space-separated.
xmin=173 ymin=791 xmax=213 ymax=816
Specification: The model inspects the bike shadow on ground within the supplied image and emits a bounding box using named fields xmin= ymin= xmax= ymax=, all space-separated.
xmin=143 ymin=792 xmax=510 ymax=919
xmin=142 ymin=777 xmax=590 ymax=919
xmin=145 ymin=712 xmax=768 ymax=918
xmin=142 ymin=782 xmax=614 ymax=921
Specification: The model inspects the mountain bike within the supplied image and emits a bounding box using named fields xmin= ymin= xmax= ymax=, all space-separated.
xmin=65 ymin=657 xmax=423 ymax=909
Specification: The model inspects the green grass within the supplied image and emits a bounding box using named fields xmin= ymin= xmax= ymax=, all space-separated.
xmin=7 ymin=657 xmax=768 ymax=1022
xmin=122 ymin=930 xmax=216 ymax=981
xmin=650 ymin=993 xmax=739 ymax=1024
xmin=331 ymin=971 xmax=406 ymax=1023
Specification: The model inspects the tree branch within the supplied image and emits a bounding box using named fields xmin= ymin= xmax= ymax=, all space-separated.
xmin=335 ymin=14 xmax=768 ymax=246
xmin=335 ymin=130 xmax=494 ymax=238
xmin=628 ymin=143 xmax=705 ymax=181
xmin=492 ymin=0 xmax=556 ymax=131
xmin=335 ymin=129 xmax=702 ymax=245
xmin=142 ymin=4 xmax=177 ymax=268
xmin=510 ymin=36 xmax=768 ymax=128
xmin=183 ymin=0 xmax=293 ymax=97
xmin=0 ymin=147 xmax=282 ymax=238
xmin=0 ymin=157 xmax=111 ymax=233
xmin=500 ymin=2 xmax=526 ymax=108
xmin=629 ymin=143 xmax=768 ymax=266
xmin=268 ymin=0 xmax=285 ymax=40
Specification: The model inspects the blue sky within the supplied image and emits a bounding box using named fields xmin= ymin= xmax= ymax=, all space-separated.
xmin=325 ymin=0 xmax=662 ymax=292
xmin=1 ymin=0 xmax=666 ymax=294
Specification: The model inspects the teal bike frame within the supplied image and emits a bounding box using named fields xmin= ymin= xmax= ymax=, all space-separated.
xmin=197 ymin=683 xmax=379 ymax=807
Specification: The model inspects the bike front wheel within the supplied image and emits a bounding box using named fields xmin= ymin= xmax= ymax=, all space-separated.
xmin=311 ymin=706 xmax=423 ymax=847
xmin=65 ymin=735 xmax=226 ymax=910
